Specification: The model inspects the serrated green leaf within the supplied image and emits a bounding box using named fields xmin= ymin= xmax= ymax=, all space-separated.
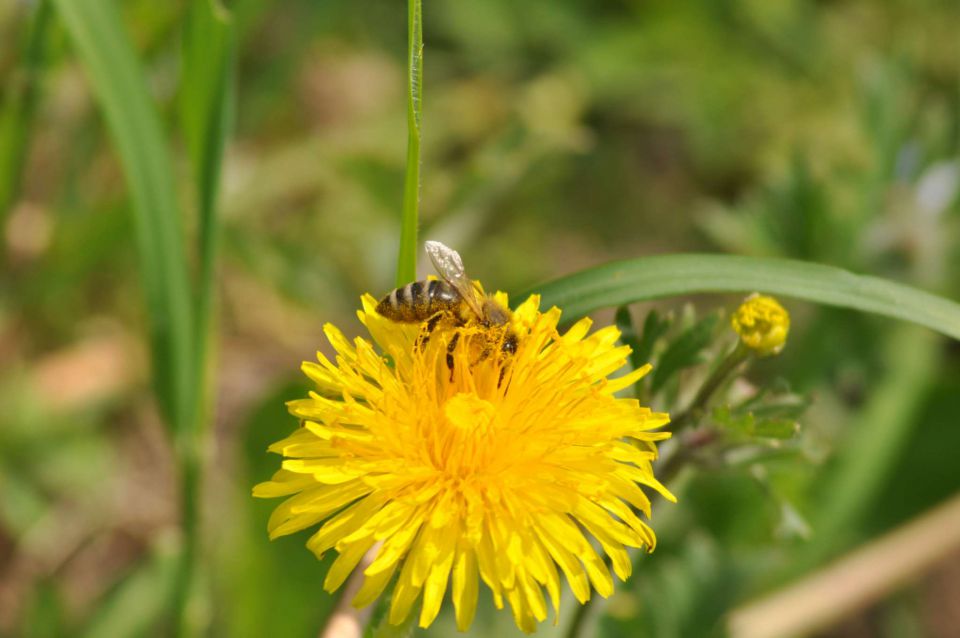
xmin=614 ymin=305 xmax=643 ymax=370
xmin=524 ymin=254 xmax=960 ymax=340
xmin=636 ymin=309 xmax=671 ymax=367
xmin=712 ymin=405 xmax=753 ymax=434
xmin=713 ymin=406 xmax=800 ymax=440
xmin=651 ymin=313 xmax=721 ymax=393
xmin=753 ymin=418 xmax=800 ymax=439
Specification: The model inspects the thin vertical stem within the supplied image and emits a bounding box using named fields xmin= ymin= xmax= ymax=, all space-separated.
xmin=172 ymin=428 xmax=202 ymax=637
xmin=172 ymin=3 xmax=235 ymax=635
xmin=396 ymin=0 xmax=423 ymax=287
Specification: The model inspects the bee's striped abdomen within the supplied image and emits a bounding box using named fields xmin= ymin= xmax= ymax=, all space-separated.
xmin=376 ymin=279 xmax=460 ymax=323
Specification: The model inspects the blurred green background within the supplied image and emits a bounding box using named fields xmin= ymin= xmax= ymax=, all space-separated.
xmin=1 ymin=0 xmax=959 ymax=636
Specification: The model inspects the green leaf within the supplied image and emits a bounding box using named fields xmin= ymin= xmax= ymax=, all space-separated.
xmin=714 ymin=405 xmax=800 ymax=440
xmin=635 ymin=309 xmax=671 ymax=367
xmin=651 ymin=312 xmax=720 ymax=394
xmin=180 ymin=1 xmax=233 ymax=217
xmin=614 ymin=306 xmax=642 ymax=370
xmin=179 ymin=0 xmax=234 ymax=423
xmin=753 ymin=418 xmax=799 ymax=439
xmin=525 ymin=254 xmax=960 ymax=340
xmin=51 ymin=0 xmax=194 ymax=430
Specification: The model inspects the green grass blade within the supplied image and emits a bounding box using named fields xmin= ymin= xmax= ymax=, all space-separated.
xmin=0 ymin=1 xmax=52 ymax=226
xmin=524 ymin=254 xmax=960 ymax=340
xmin=395 ymin=0 xmax=423 ymax=286
xmin=181 ymin=0 xmax=233 ymax=254
xmin=51 ymin=0 xmax=194 ymax=428
xmin=179 ymin=0 xmax=234 ymax=402
xmin=816 ymin=326 xmax=938 ymax=545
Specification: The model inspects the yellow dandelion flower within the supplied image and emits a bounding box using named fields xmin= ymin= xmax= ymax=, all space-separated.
xmin=253 ymin=291 xmax=674 ymax=633
xmin=731 ymin=293 xmax=790 ymax=356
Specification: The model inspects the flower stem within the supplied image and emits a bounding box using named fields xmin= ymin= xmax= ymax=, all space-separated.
xmin=396 ymin=0 xmax=423 ymax=287
xmin=670 ymin=342 xmax=750 ymax=432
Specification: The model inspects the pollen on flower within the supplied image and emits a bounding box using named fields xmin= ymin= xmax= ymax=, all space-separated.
xmin=253 ymin=289 xmax=674 ymax=633
xmin=731 ymin=293 xmax=790 ymax=356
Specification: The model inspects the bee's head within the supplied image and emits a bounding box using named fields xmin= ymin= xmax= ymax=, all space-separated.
xmin=480 ymin=298 xmax=512 ymax=327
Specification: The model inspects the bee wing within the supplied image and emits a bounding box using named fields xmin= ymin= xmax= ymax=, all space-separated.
xmin=425 ymin=240 xmax=485 ymax=317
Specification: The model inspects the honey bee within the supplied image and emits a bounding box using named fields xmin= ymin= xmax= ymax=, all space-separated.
xmin=376 ymin=241 xmax=518 ymax=368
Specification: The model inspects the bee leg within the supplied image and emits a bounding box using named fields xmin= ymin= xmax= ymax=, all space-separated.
xmin=416 ymin=313 xmax=445 ymax=351
xmin=446 ymin=332 xmax=460 ymax=377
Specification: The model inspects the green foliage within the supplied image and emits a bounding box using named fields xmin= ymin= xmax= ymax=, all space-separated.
xmin=713 ymin=381 xmax=808 ymax=441
xmin=650 ymin=311 xmax=721 ymax=394
xmin=616 ymin=306 xmax=670 ymax=377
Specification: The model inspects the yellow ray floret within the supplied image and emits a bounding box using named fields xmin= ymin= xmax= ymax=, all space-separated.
xmin=254 ymin=291 xmax=674 ymax=633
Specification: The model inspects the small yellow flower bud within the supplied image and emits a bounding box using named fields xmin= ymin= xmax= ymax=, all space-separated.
xmin=731 ymin=294 xmax=790 ymax=356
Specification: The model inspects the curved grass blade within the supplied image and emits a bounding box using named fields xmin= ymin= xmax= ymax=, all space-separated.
xmin=50 ymin=0 xmax=194 ymax=427
xmin=179 ymin=0 xmax=234 ymax=416
xmin=524 ymin=254 xmax=960 ymax=340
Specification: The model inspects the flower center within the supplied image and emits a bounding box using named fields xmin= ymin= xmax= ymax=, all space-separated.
xmin=443 ymin=392 xmax=496 ymax=436
xmin=435 ymin=392 xmax=499 ymax=477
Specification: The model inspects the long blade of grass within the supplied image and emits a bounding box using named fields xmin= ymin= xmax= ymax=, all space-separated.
xmin=812 ymin=326 xmax=938 ymax=558
xmin=178 ymin=0 xmax=234 ymax=430
xmin=524 ymin=254 xmax=960 ymax=340
xmin=51 ymin=0 xmax=194 ymax=429
xmin=395 ymin=0 xmax=423 ymax=286
xmin=0 ymin=0 xmax=52 ymax=227
xmin=50 ymin=5 xmax=202 ymax=630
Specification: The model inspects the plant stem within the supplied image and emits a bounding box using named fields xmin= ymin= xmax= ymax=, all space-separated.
xmin=172 ymin=429 xmax=202 ymax=637
xmin=172 ymin=5 xmax=234 ymax=635
xmin=396 ymin=0 xmax=423 ymax=287
xmin=0 ymin=0 xmax=51 ymax=252
xmin=670 ymin=343 xmax=750 ymax=431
